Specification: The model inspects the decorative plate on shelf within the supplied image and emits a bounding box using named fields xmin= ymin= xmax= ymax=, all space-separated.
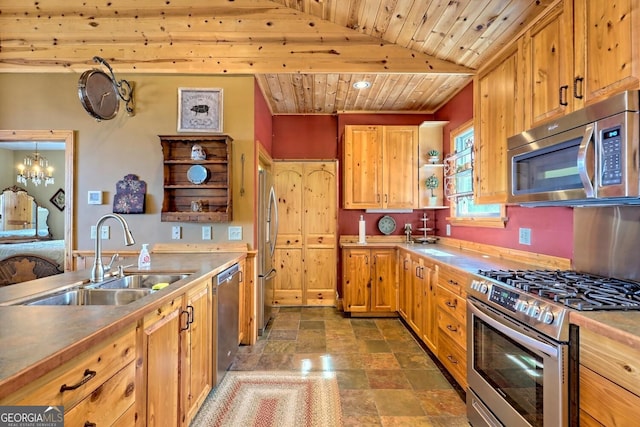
xmin=377 ymin=215 xmax=397 ymax=235
xmin=187 ymin=165 xmax=209 ymax=185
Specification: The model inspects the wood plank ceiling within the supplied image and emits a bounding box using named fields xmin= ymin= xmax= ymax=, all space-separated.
xmin=0 ymin=0 xmax=554 ymax=115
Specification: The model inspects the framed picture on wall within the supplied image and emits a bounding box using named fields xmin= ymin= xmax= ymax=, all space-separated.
xmin=50 ymin=188 xmax=65 ymax=211
xmin=177 ymin=88 xmax=223 ymax=133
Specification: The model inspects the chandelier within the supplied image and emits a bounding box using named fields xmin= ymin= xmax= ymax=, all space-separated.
xmin=16 ymin=143 xmax=55 ymax=187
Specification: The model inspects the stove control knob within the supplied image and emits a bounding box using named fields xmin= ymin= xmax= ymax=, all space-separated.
xmin=516 ymin=300 xmax=528 ymax=313
xmin=541 ymin=310 xmax=554 ymax=325
xmin=479 ymin=282 xmax=488 ymax=294
xmin=529 ymin=305 xmax=541 ymax=318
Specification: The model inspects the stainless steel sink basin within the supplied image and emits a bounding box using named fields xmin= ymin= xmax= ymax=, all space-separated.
xmin=25 ymin=288 xmax=152 ymax=306
xmin=89 ymin=273 xmax=190 ymax=290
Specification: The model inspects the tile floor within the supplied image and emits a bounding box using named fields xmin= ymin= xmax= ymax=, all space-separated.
xmin=231 ymin=306 xmax=469 ymax=426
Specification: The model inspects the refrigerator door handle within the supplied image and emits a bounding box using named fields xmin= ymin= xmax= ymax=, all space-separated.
xmin=267 ymin=186 xmax=279 ymax=257
xmin=263 ymin=268 xmax=277 ymax=281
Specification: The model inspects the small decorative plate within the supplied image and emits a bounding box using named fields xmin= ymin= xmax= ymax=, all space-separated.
xmin=378 ymin=215 xmax=397 ymax=235
xmin=187 ymin=165 xmax=209 ymax=185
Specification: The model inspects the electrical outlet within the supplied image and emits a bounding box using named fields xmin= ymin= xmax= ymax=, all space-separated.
xmin=100 ymin=225 xmax=110 ymax=239
xmin=519 ymin=227 xmax=532 ymax=245
xmin=90 ymin=225 xmax=97 ymax=240
xmin=446 ymin=224 xmax=451 ymax=236
xmin=202 ymin=226 xmax=212 ymax=240
xmin=228 ymin=226 xmax=242 ymax=241
xmin=172 ymin=226 xmax=182 ymax=240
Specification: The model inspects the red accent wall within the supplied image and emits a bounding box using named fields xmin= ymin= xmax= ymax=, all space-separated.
xmin=271 ymin=83 xmax=574 ymax=269
xmin=254 ymin=79 xmax=273 ymax=154
xmin=272 ymin=115 xmax=338 ymax=159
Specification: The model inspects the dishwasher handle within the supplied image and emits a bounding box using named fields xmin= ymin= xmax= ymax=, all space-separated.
xmin=217 ymin=263 xmax=240 ymax=285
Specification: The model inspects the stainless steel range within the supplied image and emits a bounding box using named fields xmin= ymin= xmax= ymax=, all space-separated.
xmin=466 ymin=265 xmax=640 ymax=427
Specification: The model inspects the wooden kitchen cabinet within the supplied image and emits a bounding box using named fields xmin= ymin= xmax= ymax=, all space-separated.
xmin=182 ymin=278 xmax=213 ymax=424
xmin=343 ymin=125 xmax=418 ymax=209
xmin=522 ymin=0 xmax=639 ymax=128
xmin=342 ymin=247 xmax=397 ymax=314
xmin=140 ymin=277 xmax=213 ymax=426
xmin=474 ymin=43 xmax=522 ymax=205
xmin=160 ymin=134 xmax=233 ymax=223
xmin=273 ymin=161 xmax=337 ymax=307
xmin=140 ymin=297 xmax=183 ymax=426
xmin=398 ymin=250 xmax=412 ymax=321
xmin=0 ymin=324 xmax=137 ymax=425
xmin=436 ymin=264 xmax=469 ymax=389
xmin=522 ymin=0 xmax=575 ymax=128
xmin=578 ymin=327 xmax=640 ymax=425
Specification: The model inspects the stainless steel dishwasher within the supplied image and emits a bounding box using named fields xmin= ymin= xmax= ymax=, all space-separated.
xmin=215 ymin=263 xmax=240 ymax=384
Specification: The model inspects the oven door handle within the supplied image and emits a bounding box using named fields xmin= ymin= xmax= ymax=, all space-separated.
xmin=469 ymin=302 xmax=558 ymax=359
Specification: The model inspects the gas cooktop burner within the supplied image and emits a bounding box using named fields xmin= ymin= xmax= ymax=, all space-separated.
xmin=477 ymin=269 xmax=640 ymax=311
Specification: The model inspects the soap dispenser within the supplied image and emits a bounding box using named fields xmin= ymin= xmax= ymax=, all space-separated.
xmin=138 ymin=243 xmax=151 ymax=269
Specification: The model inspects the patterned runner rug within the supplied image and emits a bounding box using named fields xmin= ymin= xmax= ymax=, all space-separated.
xmin=190 ymin=371 xmax=343 ymax=427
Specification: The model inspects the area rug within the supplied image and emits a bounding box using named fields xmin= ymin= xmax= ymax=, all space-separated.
xmin=190 ymin=371 xmax=343 ymax=427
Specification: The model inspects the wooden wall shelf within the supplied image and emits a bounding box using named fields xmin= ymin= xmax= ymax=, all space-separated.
xmin=159 ymin=134 xmax=233 ymax=223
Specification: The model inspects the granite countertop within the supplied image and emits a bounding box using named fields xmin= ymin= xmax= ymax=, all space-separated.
xmin=0 ymin=252 xmax=244 ymax=400
xmin=342 ymin=240 xmax=547 ymax=274
xmin=342 ymin=239 xmax=640 ymax=351
xmin=570 ymin=310 xmax=640 ymax=352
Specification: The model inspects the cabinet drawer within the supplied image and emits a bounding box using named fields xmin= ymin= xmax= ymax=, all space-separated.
xmin=437 ymin=286 xmax=467 ymax=325
xmin=0 ymin=324 xmax=136 ymax=409
xmin=580 ymin=364 xmax=640 ymax=426
xmin=580 ymin=327 xmax=640 ymax=396
xmin=437 ymin=307 xmax=466 ymax=349
xmin=64 ymin=361 xmax=136 ymax=426
xmin=438 ymin=265 xmax=469 ymax=296
xmin=438 ymin=332 xmax=467 ymax=389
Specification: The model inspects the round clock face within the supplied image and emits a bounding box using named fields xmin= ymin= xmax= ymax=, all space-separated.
xmin=78 ymin=69 xmax=119 ymax=120
xmin=378 ymin=215 xmax=397 ymax=235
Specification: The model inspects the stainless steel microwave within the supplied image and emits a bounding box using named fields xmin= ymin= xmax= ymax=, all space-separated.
xmin=507 ymin=90 xmax=640 ymax=206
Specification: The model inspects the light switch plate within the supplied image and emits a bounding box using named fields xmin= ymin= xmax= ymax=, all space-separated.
xmin=446 ymin=224 xmax=451 ymax=236
xmin=202 ymin=226 xmax=212 ymax=240
xmin=100 ymin=225 xmax=110 ymax=239
xmin=519 ymin=227 xmax=531 ymax=245
xmin=172 ymin=226 xmax=182 ymax=240
xmin=228 ymin=226 xmax=242 ymax=241
xmin=90 ymin=225 xmax=97 ymax=240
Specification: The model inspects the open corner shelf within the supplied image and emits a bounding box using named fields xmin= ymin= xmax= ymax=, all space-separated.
xmin=159 ymin=134 xmax=233 ymax=223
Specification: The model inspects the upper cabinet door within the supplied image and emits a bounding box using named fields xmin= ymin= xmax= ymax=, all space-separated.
xmin=343 ymin=125 xmax=418 ymax=209
xmin=383 ymin=126 xmax=418 ymax=209
xmin=523 ymin=0 xmax=575 ymax=128
xmin=574 ymin=0 xmax=640 ymax=106
xmin=474 ymin=44 xmax=521 ymax=205
xmin=343 ymin=126 xmax=383 ymax=209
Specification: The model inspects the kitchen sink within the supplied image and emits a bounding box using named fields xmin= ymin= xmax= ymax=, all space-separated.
xmin=24 ymin=288 xmax=152 ymax=306
xmin=88 ymin=273 xmax=191 ymax=290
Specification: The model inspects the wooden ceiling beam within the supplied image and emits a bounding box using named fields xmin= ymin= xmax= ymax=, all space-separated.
xmin=0 ymin=1 xmax=474 ymax=75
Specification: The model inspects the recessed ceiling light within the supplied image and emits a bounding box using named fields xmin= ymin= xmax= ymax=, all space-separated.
xmin=353 ymin=81 xmax=371 ymax=89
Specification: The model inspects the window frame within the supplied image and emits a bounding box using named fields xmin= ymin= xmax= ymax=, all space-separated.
xmin=445 ymin=120 xmax=506 ymax=228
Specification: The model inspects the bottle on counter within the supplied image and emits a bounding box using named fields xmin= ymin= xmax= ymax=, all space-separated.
xmin=138 ymin=243 xmax=151 ymax=269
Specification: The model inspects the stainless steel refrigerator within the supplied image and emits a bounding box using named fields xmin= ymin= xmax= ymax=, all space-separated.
xmin=258 ymin=168 xmax=278 ymax=335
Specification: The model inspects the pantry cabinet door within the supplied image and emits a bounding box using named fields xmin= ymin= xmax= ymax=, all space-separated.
xmin=273 ymin=163 xmax=304 ymax=305
xmin=304 ymin=162 xmax=337 ymax=305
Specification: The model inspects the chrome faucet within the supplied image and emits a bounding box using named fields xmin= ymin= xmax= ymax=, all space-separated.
xmin=91 ymin=213 xmax=135 ymax=282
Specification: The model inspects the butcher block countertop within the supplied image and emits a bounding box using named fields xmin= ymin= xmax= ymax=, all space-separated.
xmin=0 ymin=252 xmax=244 ymax=400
